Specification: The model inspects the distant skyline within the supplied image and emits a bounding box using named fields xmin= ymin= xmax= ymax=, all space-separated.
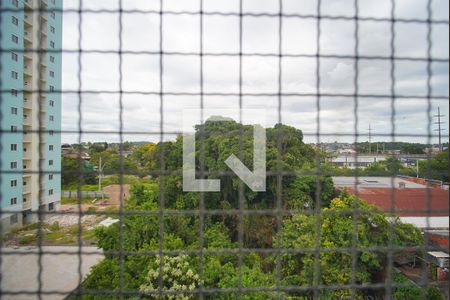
xmin=61 ymin=0 xmax=449 ymax=144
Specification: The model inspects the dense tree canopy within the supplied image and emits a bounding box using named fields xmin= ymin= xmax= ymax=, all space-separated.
xmin=419 ymin=150 xmax=449 ymax=182
xmin=81 ymin=120 xmax=430 ymax=299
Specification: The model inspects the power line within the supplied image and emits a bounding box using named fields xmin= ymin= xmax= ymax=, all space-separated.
xmin=434 ymin=107 xmax=445 ymax=152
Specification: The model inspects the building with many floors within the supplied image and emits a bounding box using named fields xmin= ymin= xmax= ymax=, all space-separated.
xmin=1 ymin=0 xmax=62 ymax=232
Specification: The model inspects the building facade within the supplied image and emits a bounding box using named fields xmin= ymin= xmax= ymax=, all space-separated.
xmin=1 ymin=0 xmax=62 ymax=232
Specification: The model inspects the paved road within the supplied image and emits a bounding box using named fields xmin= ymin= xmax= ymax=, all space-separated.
xmin=1 ymin=246 xmax=103 ymax=300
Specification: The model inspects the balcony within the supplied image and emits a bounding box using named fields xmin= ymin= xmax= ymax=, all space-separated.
xmin=24 ymin=13 xmax=33 ymax=26
xmin=23 ymin=114 xmax=32 ymax=126
xmin=24 ymin=96 xmax=32 ymax=109
xmin=40 ymin=99 xmax=47 ymax=110
xmin=39 ymin=72 xmax=47 ymax=82
xmin=23 ymin=186 xmax=31 ymax=195
xmin=23 ymin=160 xmax=31 ymax=170
xmin=23 ymin=147 xmax=31 ymax=160
xmin=23 ymin=131 xmax=32 ymax=143
xmin=23 ymin=198 xmax=31 ymax=210
xmin=24 ymin=51 xmax=33 ymax=60
xmin=23 ymin=182 xmax=31 ymax=194
xmin=24 ymin=81 xmax=32 ymax=92
xmin=24 ymin=64 xmax=32 ymax=76
xmin=24 ymin=31 xmax=33 ymax=42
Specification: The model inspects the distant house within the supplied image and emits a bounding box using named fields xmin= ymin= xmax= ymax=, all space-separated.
xmin=120 ymin=151 xmax=133 ymax=158
xmin=63 ymin=152 xmax=91 ymax=161
xmin=61 ymin=144 xmax=74 ymax=154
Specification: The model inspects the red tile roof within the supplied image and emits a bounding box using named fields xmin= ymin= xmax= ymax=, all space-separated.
xmin=342 ymin=187 xmax=449 ymax=217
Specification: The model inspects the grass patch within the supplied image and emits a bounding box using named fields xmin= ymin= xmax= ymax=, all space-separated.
xmin=43 ymin=224 xmax=98 ymax=245
xmin=62 ymin=175 xmax=153 ymax=192
xmin=18 ymin=234 xmax=37 ymax=245
xmin=3 ymin=220 xmax=99 ymax=246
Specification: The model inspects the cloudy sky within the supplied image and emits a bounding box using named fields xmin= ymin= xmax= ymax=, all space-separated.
xmin=61 ymin=0 xmax=449 ymax=144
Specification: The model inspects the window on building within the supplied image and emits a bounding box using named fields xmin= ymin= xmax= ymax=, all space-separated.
xmin=11 ymin=107 xmax=18 ymax=115
xmin=48 ymin=202 xmax=55 ymax=211
xmin=11 ymin=162 xmax=18 ymax=169
xmin=50 ymin=41 xmax=55 ymax=48
xmin=11 ymin=52 xmax=18 ymax=62
xmin=49 ymin=160 xmax=54 ymax=166
xmin=49 ymin=115 xmax=54 ymax=122
xmin=11 ymin=89 xmax=18 ymax=97
xmin=11 ymin=144 xmax=18 ymax=151
xmin=11 ymin=71 xmax=18 ymax=79
xmin=49 ymin=174 xmax=54 ymax=180
xmin=50 ymin=85 xmax=55 ymax=92
xmin=11 ymin=125 xmax=18 ymax=132
xmin=49 ymin=189 xmax=54 ymax=196
xmin=50 ymin=26 xmax=55 ymax=34
xmin=11 ymin=180 xmax=18 ymax=187
xmin=12 ymin=16 xmax=19 ymax=26
xmin=50 ymin=71 xmax=55 ymax=78
xmin=12 ymin=0 xmax=19 ymax=7
xmin=50 ymin=56 xmax=55 ymax=63
xmin=10 ymin=214 xmax=18 ymax=224
xmin=51 ymin=11 xmax=55 ymax=19
xmin=49 ymin=145 xmax=54 ymax=151
xmin=11 ymin=34 xmax=19 ymax=44
xmin=49 ymin=100 xmax=55 ymax=107
xmin=10 ymin=198 xmax=18 ymax=205
xmin=49 ymin=130 xmax=54 ymax=136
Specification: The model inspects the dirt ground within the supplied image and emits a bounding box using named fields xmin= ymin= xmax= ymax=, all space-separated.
xmin=61 ymin=184 xmax=130 ymax=213
xmin=103 ymin=184 xmax=130 ymax=205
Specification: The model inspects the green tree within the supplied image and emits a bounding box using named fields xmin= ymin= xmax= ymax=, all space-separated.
xmin=278 ymin=191 xmax=423 ymax=299
xmin=419 ymin=150 xmax=449 ymax=182
xmin=61 ymin=156 xmax=97 ymax=187
xmin=283 ymin=175 xmax=335 ymax=209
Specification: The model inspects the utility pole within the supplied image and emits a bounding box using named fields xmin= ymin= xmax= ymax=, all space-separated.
xmin=368 ymin=123 xmax=372 ymax=154
xmin=434 ymin=107 xmax=445 ymax=152
xmin=98 ymin=157 xmax=105 ymax=199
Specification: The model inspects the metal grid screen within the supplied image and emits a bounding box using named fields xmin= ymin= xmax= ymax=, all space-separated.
xmin=0 ymin=0 xmax=449 ymax=299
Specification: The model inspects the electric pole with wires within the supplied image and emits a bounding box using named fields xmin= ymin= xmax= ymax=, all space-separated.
xmin=434 ymin=107 xmax=445 ymax=152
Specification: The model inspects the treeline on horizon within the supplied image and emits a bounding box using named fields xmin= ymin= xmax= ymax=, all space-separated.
xmin=67 ymin=140 xmax=448 ymax=155
xmin=62 ymin=120 xmax=449 ymax=189
xmin=76 ymin=119 xmax=444 ymax=299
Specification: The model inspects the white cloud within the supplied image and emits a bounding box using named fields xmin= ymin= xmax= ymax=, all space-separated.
xmin=61 ymin=0 xmax=449 ymax=144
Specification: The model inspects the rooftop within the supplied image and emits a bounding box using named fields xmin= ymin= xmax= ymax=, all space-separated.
xmin=332 ymin=177 xmax=449 ymax=218
xmin=333 ymin=176 xmax=427 ymax=189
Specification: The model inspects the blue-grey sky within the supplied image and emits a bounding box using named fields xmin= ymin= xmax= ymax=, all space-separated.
xmin=61 ymin=0 xmax=449 ymax=144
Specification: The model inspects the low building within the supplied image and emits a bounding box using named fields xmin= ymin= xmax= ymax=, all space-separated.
xmin=332 ymin=176 xmax=449 ymax=229
xmin=62 ymin=152 xmax=91 ymax=161
xmin=331 ymin=155 xmax=387 ymax=169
